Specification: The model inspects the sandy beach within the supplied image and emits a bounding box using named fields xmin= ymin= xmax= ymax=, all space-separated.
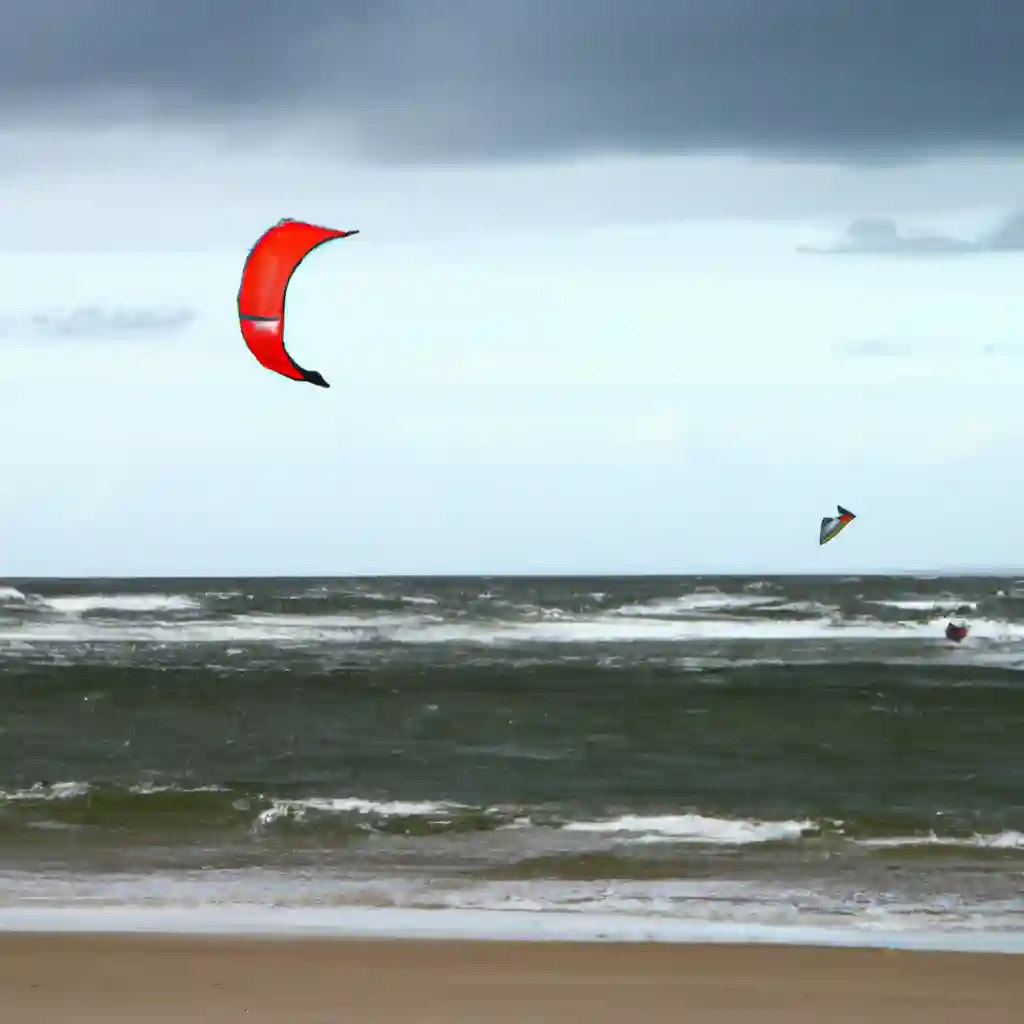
xmin=0 ymin=934 xmax=1019 ymax=1023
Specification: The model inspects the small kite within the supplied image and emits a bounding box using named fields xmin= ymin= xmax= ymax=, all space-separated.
xmin=819 ymin=505 xmax=856 ymax=546
xmin=237 ymin=218 xmax=359 ymax=388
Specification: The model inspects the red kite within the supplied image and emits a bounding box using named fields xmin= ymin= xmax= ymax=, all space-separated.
xmin=237 ymin=218 xmax=359 ymax=387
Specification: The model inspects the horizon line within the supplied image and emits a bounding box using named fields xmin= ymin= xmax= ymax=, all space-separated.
xmin=5 ymin=569 xmax=1024 ymax=582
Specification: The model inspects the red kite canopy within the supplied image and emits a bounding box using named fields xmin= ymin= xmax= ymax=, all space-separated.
xmin=237 ymin=218 xmax=359 ymax=388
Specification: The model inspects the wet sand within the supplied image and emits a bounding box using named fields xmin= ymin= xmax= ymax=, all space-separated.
xmin=0 ymin=934 xmax=1019 ymax=1023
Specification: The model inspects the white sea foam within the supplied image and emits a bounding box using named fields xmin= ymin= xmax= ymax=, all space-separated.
xmin=0 ymin=781 xmax=91 ymax=802
xmin=0 ymin=611 xmax=1019 ymax=646
xmin=0 ymin=875 xmax=1021 ymax=952
xmin=858 ymin=830 xmax=1024 ymax=850
xmin=43 ymin=594 xmax=202 ymax=615
xmin=0 ymin=781 xmax=230 ymax=802
xmin=288 ymin=587 xmax=439 ymax=607
xmin=401 ymin=615 xmax=1020 ymax=645
xmin=127 ymin=782 xmax=227 ymax=796
xmin=615 ymin=593 xmax=782 ymax=616
xmin=0 ymin=613 xmax=410 ymax=644
xmin=868 ymin=598 xmax=977 ymax=612
xmin=562 ymin=813 xmax=812 ymax=844
xmin=247 ymin=800 xmax=812 ymax=847
xmin=254 ymin=796 xmax=467 ymax=829
xmin=769 ymin=600 xmax=837 ymax=614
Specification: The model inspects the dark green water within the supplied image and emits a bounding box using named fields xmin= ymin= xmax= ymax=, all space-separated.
xmin=0 ymin=575 xmax=1021 ymax=931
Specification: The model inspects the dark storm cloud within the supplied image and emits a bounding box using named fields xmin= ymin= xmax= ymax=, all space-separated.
xmin=0 ymin=306 xmax=196 ymax=340
xmin=803 ymin=211 xmax=1024 ymax=255
xmin=2 ymin=1 xmax=1024 ymax=164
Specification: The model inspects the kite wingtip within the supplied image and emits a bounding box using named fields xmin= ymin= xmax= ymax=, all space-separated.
xmin=304 ymin=370 xmax=330 ymax=389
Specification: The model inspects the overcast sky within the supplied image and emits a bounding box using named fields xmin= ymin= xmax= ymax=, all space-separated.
xmin=4 ymin=1 xmax=1024 ymax=576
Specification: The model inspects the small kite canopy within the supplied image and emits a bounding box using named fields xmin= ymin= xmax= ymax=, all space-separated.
xmin=237 ymin=218 xmax=359 ymax=388
xmin=819 ymin=505 xmax=856 ymax=546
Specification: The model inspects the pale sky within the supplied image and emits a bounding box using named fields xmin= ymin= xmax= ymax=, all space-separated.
xmin=3 ymin=2 xmax=1024 ymax=576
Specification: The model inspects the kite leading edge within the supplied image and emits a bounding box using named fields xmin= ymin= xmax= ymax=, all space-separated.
xmin=819 ymin=505 xmax=855 ymax=546
xmin=237 ymin=218 xmax=359 ymax=387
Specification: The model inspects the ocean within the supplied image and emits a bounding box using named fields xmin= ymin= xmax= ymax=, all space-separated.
xmin=0 ymin=574 xmax=1022 ymax=942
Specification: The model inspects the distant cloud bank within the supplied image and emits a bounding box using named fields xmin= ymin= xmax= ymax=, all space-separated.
xmin=0 ymin=305 xmax=196 ymax=339
xmin=801 ymin=211 xmax=1024 ymax=256
xmin=835 ymin=339 xmax=914 ymax=359
xmin=836 ymin=338 xmax=1024 ymax=360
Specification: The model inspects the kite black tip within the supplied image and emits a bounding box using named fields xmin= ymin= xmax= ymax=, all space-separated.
xmin=304 ymin=371 xmax=330 ymax=388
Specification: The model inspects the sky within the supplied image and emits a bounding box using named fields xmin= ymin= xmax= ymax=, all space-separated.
xmin=4 ymin=1 xmax=1024 ymax=576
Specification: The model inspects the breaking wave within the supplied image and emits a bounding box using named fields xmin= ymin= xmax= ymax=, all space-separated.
xmin=0 ymin=576 xmax=1019 ymax=652
xmin=2 ymin=783 xmax=1021 ymax=861
xmin=561 ymin=813 xmax=813 ymax=844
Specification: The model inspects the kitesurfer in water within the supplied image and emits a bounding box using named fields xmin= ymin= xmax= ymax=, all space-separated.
xmin=945 ymin=622 xmax=969 ymax=643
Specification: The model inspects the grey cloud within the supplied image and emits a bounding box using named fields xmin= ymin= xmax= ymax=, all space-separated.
xmin=836 ymin=339 xmax=914 ymax=359
xmin=979 ymin=212 xmax=1024 ymax=251
xmin=981 ymin=343 xmax=1024 ymax=355
xmin=800 ymin=219 xmax=976 ymax=255
xmin=839 ymin=338 xmax=1024 ymax=359
xmin=2 ymin=2 xmax=1024 ymax=164
xmin=0 ymin=306 xmax=196 ymax=340
xmin=802 ymin=210 xmax=1024 ymax=255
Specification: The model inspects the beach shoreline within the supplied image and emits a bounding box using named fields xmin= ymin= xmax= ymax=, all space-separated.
xmin=0 ymin=932 xmax=1020 ymax=1024
xmin=2 ymin=903 xmax=1023 ymax=955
